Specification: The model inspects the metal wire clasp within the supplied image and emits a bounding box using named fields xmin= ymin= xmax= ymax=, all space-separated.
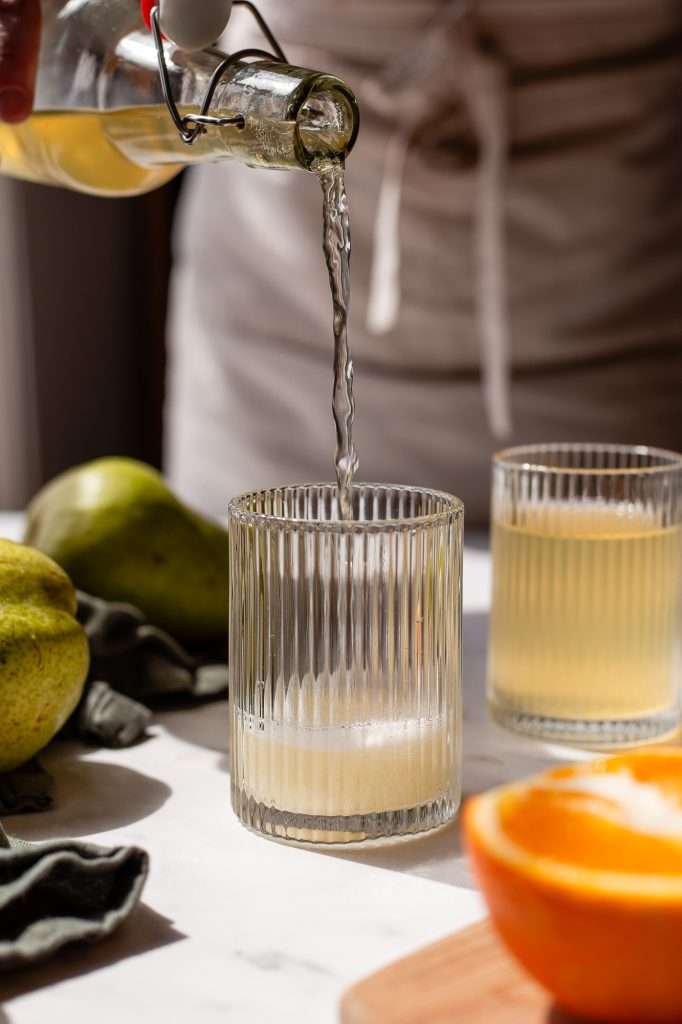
xmin=150 ymin=1 xmax=288 ymax=146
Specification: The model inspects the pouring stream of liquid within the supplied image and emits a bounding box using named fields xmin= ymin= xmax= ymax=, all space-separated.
xmin=317 ymin=159 xmax=358 ymax=520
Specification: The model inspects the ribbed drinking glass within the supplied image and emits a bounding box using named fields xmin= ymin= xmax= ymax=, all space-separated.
xmin=488 ymin=444 xmax=682 ymax=746
xmin=229 ymin=483 xmax=463 ymax=844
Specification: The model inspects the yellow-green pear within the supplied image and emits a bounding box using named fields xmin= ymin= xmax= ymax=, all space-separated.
xmin=0 ymin=540 xmax=89 ymax=771
xmin=24 ymin=458 xmax=228 ymax=644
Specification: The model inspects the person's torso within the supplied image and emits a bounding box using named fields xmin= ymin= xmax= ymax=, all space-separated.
xmin=195 ymin=0 xmax=682 ymax=374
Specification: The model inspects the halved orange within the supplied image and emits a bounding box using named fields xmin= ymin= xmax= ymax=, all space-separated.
xmin=463 ymin=748 xmax=682 ymax=1023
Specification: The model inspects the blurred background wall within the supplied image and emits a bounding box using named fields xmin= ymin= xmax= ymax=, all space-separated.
xmin=0 ymin=176 xmax=180 ymax=508
xmin=0 ymin=179 xmax=40 ymax=505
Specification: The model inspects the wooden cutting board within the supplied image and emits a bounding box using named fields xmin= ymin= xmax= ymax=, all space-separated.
xmin=340 ymin=919 xmax=579 ymax=1024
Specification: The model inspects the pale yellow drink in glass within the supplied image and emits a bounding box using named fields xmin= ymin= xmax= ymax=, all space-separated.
xmin=488 ymin=503 xmax=682 ymax=727
xmin=229 ymin=483 xmax=463 ymax=844
xmin=236 ymin=713 xmax=450 ymax=818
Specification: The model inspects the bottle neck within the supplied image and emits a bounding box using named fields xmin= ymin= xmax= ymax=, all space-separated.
xmin=34 ymin=3 xmax=358 ymax=173
xmin=168 ymin=52 xmax=359 ymax=171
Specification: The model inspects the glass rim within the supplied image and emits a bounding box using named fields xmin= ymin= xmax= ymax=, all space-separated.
xmin=493 ymin=443 xmax=682 ymax=477
xmin=227 ymin=481 xmax=464 ymax=532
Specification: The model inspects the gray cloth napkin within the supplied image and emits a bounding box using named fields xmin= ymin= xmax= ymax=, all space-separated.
xmin=0 ymin=761 xmax=54 ymax=817
xmin=76 ymin=592 xmax=229 ymax=738
xmin=0 ymin=821 xmax=148 ymax=971
xmin=0 ymin=592 xmax=228 ymax=814
xmin=75 ymin=591 xmax=228 ymax=748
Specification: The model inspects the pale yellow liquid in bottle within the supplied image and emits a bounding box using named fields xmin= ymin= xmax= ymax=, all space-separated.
xmin=0 ymin=108 xmax=184 ymax=196
xmin=489 ymin=504 xmax=682 ymax=723
xmin=0 ymin=105 xmax=352 ymax=196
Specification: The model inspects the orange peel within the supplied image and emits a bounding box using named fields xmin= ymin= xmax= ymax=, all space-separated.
xmin=463 ymin=748 xmax=682 ymax=1023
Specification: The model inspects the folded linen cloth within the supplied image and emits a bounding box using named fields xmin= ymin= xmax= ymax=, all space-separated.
xmin=77 ymin=591 xmax=228 ymax=715
xmin=0 ymin=592 xmax=228 ymax=814
xmin=0 ymin=822 xmax=148 ymax=971
xmin=0 ymin=762 xmax=54 ymax=816
xmin=73 ymin=591 xmax=228 ymax=749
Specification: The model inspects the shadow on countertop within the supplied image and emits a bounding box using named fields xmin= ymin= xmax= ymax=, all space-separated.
xmin=158 ymin=699 xmax=230 ymax=759
xmin=4 ymin=745 xmax=172 ymax=841
xmin=322 ymin=819 xmax=473 ymax=887
xmin=0 ymin=903 xmax=185 ymax=1007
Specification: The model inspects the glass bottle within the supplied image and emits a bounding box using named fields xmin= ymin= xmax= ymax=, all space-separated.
xmin=0 ymin=0 xmax=359 ymax=197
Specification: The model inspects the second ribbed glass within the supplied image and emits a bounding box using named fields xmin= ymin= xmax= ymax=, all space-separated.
xmin=229 ymin=483 xmax=463 ymax=845
xmin=488 ymin=444 xmax=682 ymax=746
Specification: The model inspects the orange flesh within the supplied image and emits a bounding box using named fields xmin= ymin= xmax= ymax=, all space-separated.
xmin=465 ymin=749 xmax=682 ymax=1024
xmin=550 ymin=752 xmax=682 ymax=793
xmin=498 ymin=753 xmax=682 ymax=877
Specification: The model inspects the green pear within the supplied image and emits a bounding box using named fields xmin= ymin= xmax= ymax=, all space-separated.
xmin=24 ymin=458 xmax=228 ymax=644
xmin=0 ymin=539 xmax=89 ymax=771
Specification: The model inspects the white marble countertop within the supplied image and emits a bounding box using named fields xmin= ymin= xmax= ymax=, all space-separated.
xmin=0 ymin=513 xmax=584 ymax=1023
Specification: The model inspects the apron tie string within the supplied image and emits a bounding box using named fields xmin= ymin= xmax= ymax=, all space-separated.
xmin=365 ymin=1 xmax=511 ymax=437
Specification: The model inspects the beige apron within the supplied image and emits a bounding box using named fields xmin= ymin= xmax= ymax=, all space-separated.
xmin=165 ymin=0 xmax=682 ymax=523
